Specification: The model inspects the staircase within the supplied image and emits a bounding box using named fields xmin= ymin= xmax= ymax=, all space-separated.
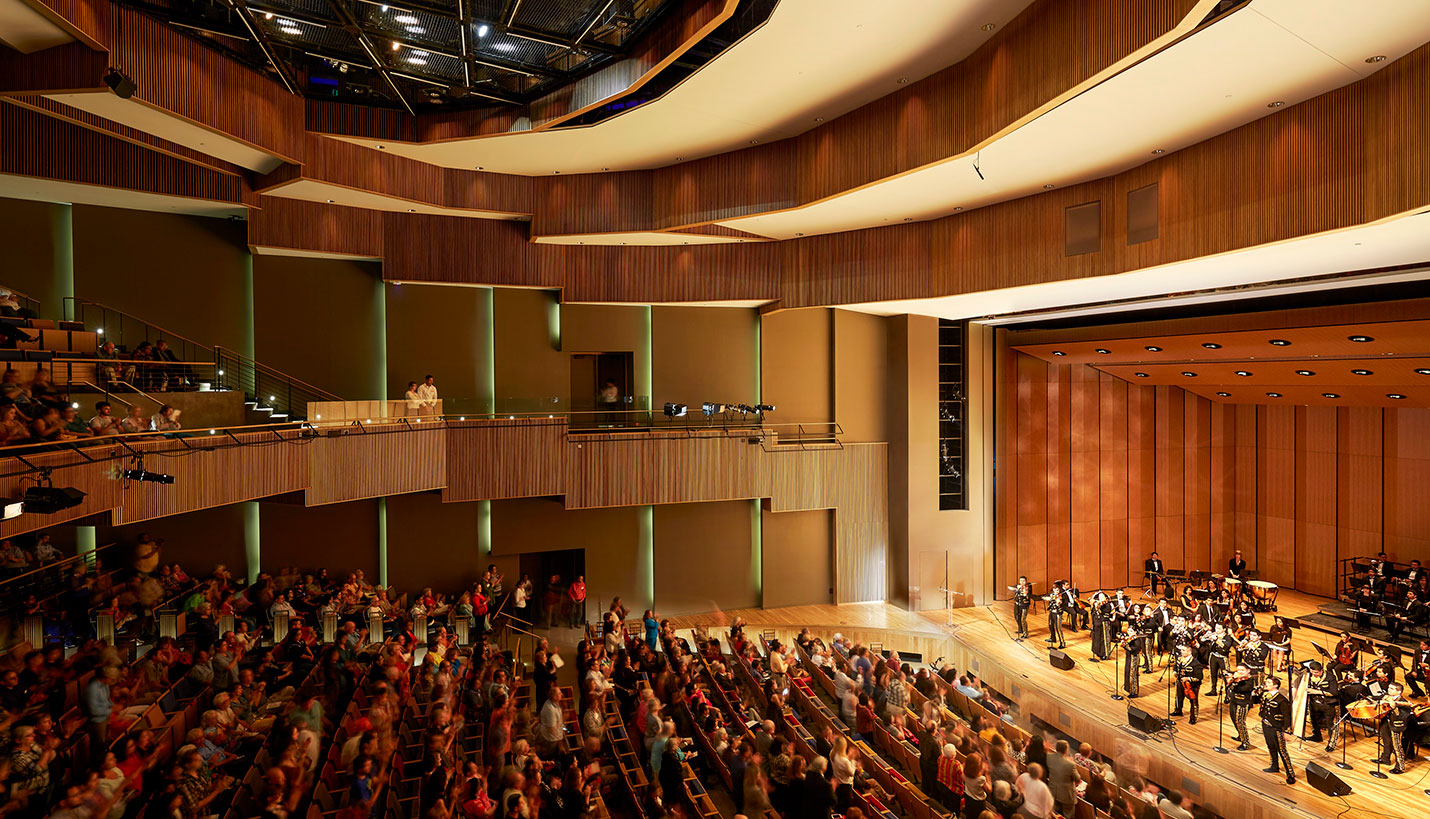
xmin=64 ymin=298 xmax=340 ymax=423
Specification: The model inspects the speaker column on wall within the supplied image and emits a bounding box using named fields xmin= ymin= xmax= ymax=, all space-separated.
xmin=1127 ymin=705 xmax=1163 ymax=734
xmin=1304 ymin=762 xmax=1352 ymax=797
xmin=1049 ymin=649 xmax=1075 ymax=671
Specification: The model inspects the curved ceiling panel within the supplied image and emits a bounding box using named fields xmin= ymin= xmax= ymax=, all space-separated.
xmin=335 ymin=0 xmax=1031 ymax=172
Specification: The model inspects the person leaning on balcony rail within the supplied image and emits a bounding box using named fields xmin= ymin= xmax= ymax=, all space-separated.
xmin=416 ymin=374 xmax=439 ymax=412
xmin=59 ymin=405 xmax=92 ymax=440
xmin=0 ymin=404 xmax=31 ymax=445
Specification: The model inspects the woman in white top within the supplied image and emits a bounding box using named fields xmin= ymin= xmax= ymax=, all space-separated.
xmin=513 ymin=574 xmax=531 ymax=624
xmin=120 ymin=404 xmax=149 ymax=434
xmin=830 ymin=735 xmax=857 ymax=810
xmin=404 ymin=381 xmax=421 ymax=413
xmin=1016 ymin=763 xmax=1055 ymax=819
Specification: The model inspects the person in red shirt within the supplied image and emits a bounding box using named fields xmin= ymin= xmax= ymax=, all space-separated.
xmin=568 ymin=575 xmax=587 ymax=629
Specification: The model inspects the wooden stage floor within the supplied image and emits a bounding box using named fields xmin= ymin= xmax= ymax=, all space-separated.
xmin=671 ymin=589 xmax=1429 ymax=819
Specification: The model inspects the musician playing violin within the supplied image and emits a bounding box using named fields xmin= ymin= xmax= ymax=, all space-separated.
xmin=1012 ymin=576 xmax=1031 ymax=640
xmin=1368 ymin=646 xmax=1398 ymax=687
xmin=1121 ymin=622 xmax=1146 ymax=699
xmin=1239 ymin=630 xmax=1269 ymax=680
xmin=1045 ymin=580 xmax=1066 ymax=649
xmin=1171 ymin=644 xmax=1204 ymax=724
xmin=1333 ymin=632 xmax=1359 ymax=675
xmin=1376 ymin=682 xmax=1417 ymax=775
xmin=1409 ymin=638 xmax=1430 ymax=698
xmin=1232 ymin=600 xmax=1256 ymax=638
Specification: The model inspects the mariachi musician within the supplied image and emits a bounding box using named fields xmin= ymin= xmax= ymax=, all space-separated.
xmin=1089 ymin=591 xmax=1112 ymax=660
xmin=1121 ymin=622 xmax=1146 ymax=699
xmin=1171 ymin=643 xmax=1204 ymax=724
xmin=1333 ymin=632 xmax=1359 ymax=675
xmin=1112 ymin=589 xmax=1132 ymax=622
xmin=1231 ymin=600 xmax=1257 ymax=637
xmin=1206 ymin=623 xmax=1235 ymax=696
xmin=1376 ymin=682 xmax=1417 ymax=775
xmin=1062 ymin=584 xmax=1084 ymax=632
xmin=1226 ymin=664 xmax=1257 ymax=751
xmin=1304 ymin=661 xmax=1341 ymax=752
xmin=1012 ymin=576 xmax=1032 ymax=640
xmin=1408 ymin=639 xmax=1430 ymax=698
xmin=1045 ymin=581 xmax=1066 ymax=649
xmin=1240 ymin=630 xmax=1269 ymax=680
xmin=1259 ymin=676 xmax=1296 ymax=785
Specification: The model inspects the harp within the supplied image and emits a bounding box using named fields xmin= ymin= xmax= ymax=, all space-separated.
xmin=1290 ymin=664 xmax=1311 ymax=738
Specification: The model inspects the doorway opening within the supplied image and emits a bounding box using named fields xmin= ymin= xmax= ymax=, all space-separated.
xmin=570 ymin=352 xmax=633 ymax=428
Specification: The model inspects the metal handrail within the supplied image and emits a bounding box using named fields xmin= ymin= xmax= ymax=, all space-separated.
xmin=0 ymin=540 xmax=121 ymax=593
xmin=214 ymin=347 xmax=341 ymax=401
xmin=0 ymin=283 xmax=43 ymax=317
xmin=62 ymin=297 xmax=214 ymax=360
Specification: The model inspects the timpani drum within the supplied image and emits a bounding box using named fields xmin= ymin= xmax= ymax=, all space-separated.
xmin=1247 ymin=580 xmax=1278 ymax=610
xmin=1223 ymin=577 xmax=1243 ymax=596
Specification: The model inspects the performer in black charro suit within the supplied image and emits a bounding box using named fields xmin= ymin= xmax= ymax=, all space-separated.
xmin=1089 ymin=592 xmax=1111 ymax=660
xmin=1408 ymin=639 xmax=1430 ymax=698
xmin=1121 ymin=623 xmax=1145 ymax=699
xmin=1226 ymin=664 xmax=1256 ymax=751
xmin=1259 ymin=676 xmax=1296 ymax=785
xmin=1304 ymin=661 xmax=1341 ymax=751
xmin=1012 ymin=576 xmax=1031 ymax=640
xmin=1377 ymin=683 xmax=1417 ymax=774
xmin=1239 ymin=631 xmax=1269 ymax=681
xmin=1170 ymin=644 xmax=1204 ymax=724
xmin=1045 ymin=581 xmax=1066 ymax=649
xmin=1206 ymin=623 xmax=1234 ymax=696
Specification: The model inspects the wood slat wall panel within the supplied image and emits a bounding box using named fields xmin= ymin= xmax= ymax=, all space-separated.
xmin=111 ymin=432 xmax=309 ymax=525
xmin=1154 ymin=386 xmax=1185 ymax=572
xmin=1066 ymin=365 xmax=1097 ymax=590
xmin=1183 ymin=391 xmax=1210 ymax=578
xmin=1232 ymin=404 xmax=1258 ymax=571
xmin=250 ymin=197 xmax=385 ymax=259
xmin=306 ymin=427 xmax=447 ymax=505
xmin=1097 ymin=373 xmax=1127 ymax=592
xmin=0 ymin=103 xmax=244 ymax=205
xmin=1208 ymin=402 xmax=1236 ymax=576
xmin=442 ymin=420 xmax=566 ymax=501
xmin=994 ymin=333 xmax=1019 ymax=598
xmin=1384 ymin=410 xmax=1430 ymax=560
xmin=1126 ymin=383 xmax=1156 ymax=586
xmin=1258 ymin=405 xmax=1297 ymax=586
xmin=1015 ymin=355 xmax=1048 ymax=590
xmin=0 ymin=446 xmax=121 ymax=537
xmin=1045 ymin=364 xmax=1071 ymax=590
xmin=1294 ymin=407 xmax=1338 ymax=596
xmin=1336 ymin=407 xmax=1383 ymax=567
xmin=33 ymin=0 xmax=109 ymax=49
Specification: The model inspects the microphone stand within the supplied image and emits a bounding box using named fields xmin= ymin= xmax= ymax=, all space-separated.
xmin=1370 ymin=719 xmax=1388 ymax=779
xmin=1213 ymin=684 xmax=1229 ymax=754
xmin=1111 ymin=638 xmax=1124 ymax=701
xmin=1330 ymin=711 xmax=1353 ymax=771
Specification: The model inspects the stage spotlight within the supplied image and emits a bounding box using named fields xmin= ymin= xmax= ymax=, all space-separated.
xmin=663 ymin=403 xmax=687 ymax=418
xmin=701 ymin=402 xmax=723 ymax=416
xmin=21 ymin=485 xmax=86 ymax=513
xmin=2 ymin=501 xmax=22 ymax=521
xmin=754 ymin=404 xmax=775 ymax=413
xmin=122 ymin=469 xmax=176 ymax=485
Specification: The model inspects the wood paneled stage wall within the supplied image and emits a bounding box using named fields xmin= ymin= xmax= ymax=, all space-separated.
xmin=995 ymin=351 xmax=1430 ymax=599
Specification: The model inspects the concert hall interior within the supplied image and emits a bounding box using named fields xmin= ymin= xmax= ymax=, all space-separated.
xmin=3 ymin=1 xmax=1430 ymax=818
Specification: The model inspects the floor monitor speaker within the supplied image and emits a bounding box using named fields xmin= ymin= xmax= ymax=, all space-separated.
xmin=1305 ymin=761 xmax=1352 ymax=797
xmin=1049 ymin=649 xmax=1075 ymax=671
xmin=1127 ymin=705 xmax=1162 ymax=734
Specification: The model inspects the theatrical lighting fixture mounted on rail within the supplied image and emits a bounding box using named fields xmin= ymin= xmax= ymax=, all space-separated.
xmin=121 ymin=456 xmax=176 ymax=485
xmin=663 ymin=403 xmax=687 ymax=418
xmin=16 ymin=468 xmax=86 ymax=514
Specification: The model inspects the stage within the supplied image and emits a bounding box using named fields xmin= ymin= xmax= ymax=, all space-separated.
xmin=669 ymin=588 xmax=1427 ymax=819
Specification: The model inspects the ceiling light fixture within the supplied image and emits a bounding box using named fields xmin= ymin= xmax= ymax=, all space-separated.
xmin=393 ymin=14 xmax=419 ymax=24
xmin=1415 ymin=368 xmax=1430 ymax=375
xmin=1269 ymin=339 xmax=1291 ymax=346
xmin=750 ymin=139 xmax=759 ymax=144
xmin=1144 ymin=346 xmax=1162 ymax=352
xmin=1387 ymin=393 xmax=1407 ymax=400
xmin=1235 ymin=371 xmax=1251 ymax=377
xmin=795 ymin=232 xmax=804 ymax=236
xmin=953 ymin=206 xmax=963 ymax=211
xmin=281 ymin=26 xmax=301 ymax=35
xmin=981 ymin=23 xmax=996 ymax=31
xmin=1181 ymin=371 xmax=1197 ymax=377
xmin=1151 ymin=149 xmax=1164 ymax=154
xmin=1352 ymin=369 xmax=1373 ymax=375
xmin=1095 ymin=348 xmax=1111 ymax=354
xmin=904 ymin=217 xmax=913 ymax=222
xmin=392 ymin=42 xmax=401 ymax=50
xmin=478 ymin=24 xmax=490 ymax=37
xmin=1052 ymin=351 xmax=1066 ymax=356
xmin=815 ymin=116 xmax=824 ymax=122
xmin=1348 ymin=335 xmax=1374 ymax=343
xmin=1043 ymin=184 xmax=1054 ymax=189
xmin=1366 ymin=55 xmax=1386 ymax=63
xmin=1322 ymin=393 xmax=1340 ymax=399
xmin=897 ymin=77 xmax=908 ymax=84
xmin=1202 ymin=342 xmax=1222 ymax=349
xmin=1216 ymin=392 xmax=1231 ymax=397
xmin=405 ymin=25 xmax=426 ymax=34
xmin=1266 ymin=392 xmax=1282 ymax=398
xmin=1267 ymin=100 xmax=1285 ymax=108
xmin=1295 ymin=370 xmax=1315 ymax=376
xmin=265 ymin=12 xmax=273 ymax=19
xmin=1134 ymin=372 xmax=1149 ymax=378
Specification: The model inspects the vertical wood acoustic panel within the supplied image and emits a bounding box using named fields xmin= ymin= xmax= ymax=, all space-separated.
xmin=1384 ymin=409 xmax=1430 ymax=563
xmin=1154 ymin=386 xmax=1185 ymax=572
xmin=306 ymin=427 xmax=447 ymax=505
xmin=1294 ymin=407 xmax=1338 ymax=596
xmin=1337 ymin=407 xmax=1383 ymax=565
xmin=1258 ymin=405 xmax=1298 ymax=587
xmin=1098 ymin=373 xmax=1129 ymax=592
xmin=1182 ymin=392 xmax=1211 ymax=577
xmin=442 ymin=419 xmax=567 ymax=501
xmin=994 ymin=334 xmax=1019 ymax=597
xmin=1046 ymin=363 xmax=1073 ymax=590
xmin=111 ymin=432 xmax=309 ymax=525
xmin=1067 ymin=365 xmax=1099 ymax=591
xmin=1232 ymin=404 xmax=1259 ymax=571
xmin=1016 ymin=354 xmax=1050 ymax=590
xmin=1208 ymin=402 xmax=1237 ymax=575
xmin=1125 ymin=383 xmax=1157 ymax=586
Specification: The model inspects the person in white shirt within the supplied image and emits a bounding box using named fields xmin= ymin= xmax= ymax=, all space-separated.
xmin=1016 ymin=763 xmax=1055 ymax=819
xmin=1159 ymin=790 xmax=1194 ymax=819
xmin=33 ymin=535 xmax=62 ymax=564
xmin=534 ymin=684 xmax=566 ymax=756
xmin=89 ymin=401 xmax=121 ymax=436
xmin=403 ymin=381 xmax=421 ymax=414
xmin=151 ymin=404 xmax=181 ymax=432
xmin=416 ymin=374 xmax=439 ymax=413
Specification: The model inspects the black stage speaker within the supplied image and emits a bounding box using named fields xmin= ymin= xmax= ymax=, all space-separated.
xmin=1049 ymin=649 xmax=1075 ymax=671
xmin=1127 ymin=705 xmax=1162 ymax=734
xmin=1305 ymin=761 xmax=1351 ymax=797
